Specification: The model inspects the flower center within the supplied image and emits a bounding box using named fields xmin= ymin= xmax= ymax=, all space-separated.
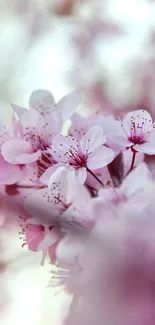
xmin=128 ymin=135 xmax=146 ymax=145
xmin=24 ymin=127 xmax=49 ymax=151
xmin=122 ymin=111 xmax=155 ymax=145
xmin=69 ymin=152 xmax=87 ymax=169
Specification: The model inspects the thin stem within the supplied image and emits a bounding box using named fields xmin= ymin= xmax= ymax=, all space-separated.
xmin=129 ymin=151 xmax=136 ymax=172
xmin=86 ymin=167 xmax=104 ymax=187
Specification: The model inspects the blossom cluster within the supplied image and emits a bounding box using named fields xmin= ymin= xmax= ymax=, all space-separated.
xmin=1 ymin=89 xmax=155 ymax=324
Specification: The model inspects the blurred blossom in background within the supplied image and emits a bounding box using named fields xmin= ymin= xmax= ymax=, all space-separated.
xmin=1 ymin=0 xmax=155 ymax=324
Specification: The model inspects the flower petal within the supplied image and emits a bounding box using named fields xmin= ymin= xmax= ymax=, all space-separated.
xmin=29 ymin=89 xmax=55 ymax=115
xmin=21 ymin=108 xmax=42 ymax=127
xmin=66 ymin=168 xmax=89 ymax=204
xmin=122 ymin=110 xmax=152 ymax=137
xmin=122 ymin=110 xmax=153 ymax=138
xmin=87 ymin=146 xmax=114 ymax=170
xmin=80 ymin=125 xmax=106 ymax=153
xmin=57 ymin=92 xmax=82 ymax=120
xmin=107 ymin=133 xmax=133 ymax=149
xmin=24 ymin=188 xmax=60 ymax=226
xmin=51 ymin=135 xmax=78 ymax=162
xmin=134 ymin=131 xmax=155 ymax=155
xmin=40 ymin=163 xmax=63 ymax=185
xmin=11 ymin=103 xmax=27 ymax=119
xmin=1 ymin=139 xmax=33 ymax=164
xmin=48 ymin=166 xmax=68 ymax=199
xmin=75 ymin=167 xmax=87 ymax=184
xmin=121 ymin=162 xmax=151 ymax=198
xmin=25 ymin=224 xmax=44 ymax=251
xmin=37 ymin=228 xmax=60 ymax=251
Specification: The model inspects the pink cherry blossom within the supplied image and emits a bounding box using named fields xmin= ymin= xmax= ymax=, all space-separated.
xmin=2 ymin=110 xmax=56 ymax=179
xmin=51 ymin=125 xmax=114 ymax=183
xmin=108 ymin=110 xmax=155 ymax=155
xmin=2 ymin=90 xmax=81 ymax=179
xmin=3 ymin=84 xmax=155 ymax=325
xmin=19 ymin=221 xmax=61 ymax=265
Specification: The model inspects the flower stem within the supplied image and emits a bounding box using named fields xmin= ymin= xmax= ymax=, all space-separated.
xmin=86 ymin=167 xmax=104 ymax=187
xmin=129 ymin=151 xmax=136 ymax=172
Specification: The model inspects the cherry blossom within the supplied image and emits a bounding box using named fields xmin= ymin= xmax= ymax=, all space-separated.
xmin=108 ymin=110 xmax=155 ymax=155
xmin=19 ymin=222 xmax=61 ymax=265
xmin=51 ymin=125 xmax=114 ymax=183
xmin=1 ymin=90 xmax=81 ymax=179
xmin=1 ymin=86 xmax=155 ymax=325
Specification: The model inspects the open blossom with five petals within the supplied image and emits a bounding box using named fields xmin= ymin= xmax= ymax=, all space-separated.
xmin=1 ymin=90 xmax=81 ymax=179
xmin=1 ymin=108 xmax=58 ymax=180
xmin=50 ymin=125 xmax=114 ymax=183
xmin=108 ymin=110 xmax=155 ymax=154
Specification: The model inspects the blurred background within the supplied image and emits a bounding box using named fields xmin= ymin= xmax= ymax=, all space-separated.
xmin=1 ymin=0 xmax=155 ymax=324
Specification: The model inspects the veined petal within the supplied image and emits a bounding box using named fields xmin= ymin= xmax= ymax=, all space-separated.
xmin=134 ymin=144 xmax=155 ymax=155
xmin=107 ymin=133 xmax=133 ymax=148
xmin=40 ymin=163 xmax=63 ymax=185
xmin=121 ymin=162 xmax=151 ymax=198
xmin=80 ymin=125 xmax=106 ymax=153
xmin=87 ymin=146 xmax=114 ymax=170
xmin=56 ymin=92 xmax=82 ymax=120
xmin=135 ymin=130 xmax=155 ymax=154
xmin=51 ymin=135 xmax=78 ymax=162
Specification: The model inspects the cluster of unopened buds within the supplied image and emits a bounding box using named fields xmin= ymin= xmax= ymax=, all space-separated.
xmin=1 ymin=89 xmax=155 ymax=324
